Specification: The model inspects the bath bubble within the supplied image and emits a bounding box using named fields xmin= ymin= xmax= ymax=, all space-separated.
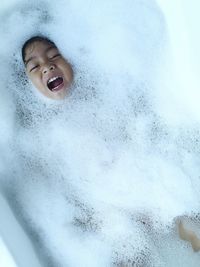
xmin=1 ymin=0 xmax=200 ymax=266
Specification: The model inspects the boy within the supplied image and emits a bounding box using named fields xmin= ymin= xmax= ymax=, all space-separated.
xmin=22 ymin=36 xmax=74 ymax=100
xmin=22 ymin=36 xmax=200 ymax=255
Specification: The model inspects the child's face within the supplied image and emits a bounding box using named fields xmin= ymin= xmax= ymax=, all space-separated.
xmin=24 ymin=41 xmax=73 ymax=100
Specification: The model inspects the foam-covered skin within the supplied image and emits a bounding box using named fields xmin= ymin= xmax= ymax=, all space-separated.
xmin=178 ymin=218 xmax=200 ymax=252
xmin=1 ymin=0 xmax=200 ymax=266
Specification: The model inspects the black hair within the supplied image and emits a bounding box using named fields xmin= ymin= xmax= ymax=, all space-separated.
xmin=21 ymin=35 xmax=56 ymax=63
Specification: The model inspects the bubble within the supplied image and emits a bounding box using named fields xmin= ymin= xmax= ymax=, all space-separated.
xmin=1 ymin=0 xmax=200 ymax=266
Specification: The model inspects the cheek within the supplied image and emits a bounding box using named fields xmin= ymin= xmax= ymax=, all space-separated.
xmin=29 ymin=74 xmax=44 ymax=89
xmin=58 ymin=60 xmax=73 ymax=75
xmin=62 ymin=63 xmax=73 ymax=80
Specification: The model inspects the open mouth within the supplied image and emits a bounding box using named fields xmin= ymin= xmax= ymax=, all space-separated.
xmin=47 ymin=76 xmax=64 ymax=91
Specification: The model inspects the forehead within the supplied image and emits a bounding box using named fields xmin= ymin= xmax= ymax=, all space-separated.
xmin=24 ymin=41 xmax=57 ymax=60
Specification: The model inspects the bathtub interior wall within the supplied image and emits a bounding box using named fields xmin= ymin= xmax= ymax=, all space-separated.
xmin=1 ymin=0 xmax=200 ymax=266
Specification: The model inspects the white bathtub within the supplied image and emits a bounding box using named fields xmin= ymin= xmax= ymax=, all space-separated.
xmin=0 ymin=193 xmax=42 ymax=267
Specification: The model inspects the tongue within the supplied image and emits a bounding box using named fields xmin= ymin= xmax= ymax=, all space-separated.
xmin=48 ymin=77 xmax=63 ymax=90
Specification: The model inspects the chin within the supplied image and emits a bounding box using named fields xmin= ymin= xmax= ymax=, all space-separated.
xmin=49 ymin=88 xmax=68 ymax=100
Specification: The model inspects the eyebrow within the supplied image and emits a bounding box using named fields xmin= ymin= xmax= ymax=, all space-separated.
xmin=25 ymin=46 xmax=57 ymax=66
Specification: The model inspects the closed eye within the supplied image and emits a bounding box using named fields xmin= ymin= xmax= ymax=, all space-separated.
xmin=29 ymin=65 xmax=39 ymax=72
xmin=50 ymin=54 xmax=61 ymax=59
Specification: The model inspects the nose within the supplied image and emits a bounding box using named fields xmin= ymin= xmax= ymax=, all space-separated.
xmin=42 ymin=63 xmax=55 ymax=74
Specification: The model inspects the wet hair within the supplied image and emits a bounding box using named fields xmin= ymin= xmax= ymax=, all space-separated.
xmin=21 ymin=36 xmax=56 ymax=64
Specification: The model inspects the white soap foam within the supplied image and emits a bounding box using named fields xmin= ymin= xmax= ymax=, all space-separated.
xmin=1 ymin=0 xmax=200 ymax=266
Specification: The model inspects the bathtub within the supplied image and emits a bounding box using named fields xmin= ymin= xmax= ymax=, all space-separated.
xmin=0 ymin=193 xmax=42 ymax=267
